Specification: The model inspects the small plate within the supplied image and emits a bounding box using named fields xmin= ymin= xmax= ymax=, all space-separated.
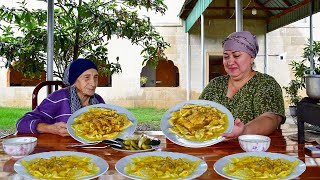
xmin=111 ymin=145 xmax=160 ymax=153
xmin=214 ymin=152 xmax=306 ymax=180
xmin=67 ymin=104 xmax=137 ymax=144
xmin=115 ymin=151 xmax=208 ymax=180
xmin=160 ymin=100 xmax=234 ymax=148
xmin=14 ymin=151 xmax=109 ymax=180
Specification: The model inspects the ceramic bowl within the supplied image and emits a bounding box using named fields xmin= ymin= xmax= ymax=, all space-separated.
xmin=2 ymin=137 xmax=37 ymax=158
xmin=238 ymin=135 xmax=270 ymax=152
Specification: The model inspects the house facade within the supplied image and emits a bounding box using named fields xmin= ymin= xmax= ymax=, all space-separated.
xmin=0 ymin=0 xmax=319 ymax=109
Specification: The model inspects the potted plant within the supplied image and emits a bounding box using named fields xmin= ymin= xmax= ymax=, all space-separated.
xmin=283 ymin=40 xmax=320 ymax=116
xmin=283 ymin=79 xmax=304 ymax=116
xmin=140 ymin=76 xmax=148 ymax=87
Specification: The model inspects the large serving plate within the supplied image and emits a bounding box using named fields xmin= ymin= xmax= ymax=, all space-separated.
xmin=160 ymin=100 xmax=234 ymax=148
xmin=14 ymin=151 xmax=109 ymax=180
xmin=214 ymin=152 xmax=306 ymax=180
xmin=115 ymin=151 xmax=208 ymax=180
xmin=67 ymin=104 xmax=137 ymax=144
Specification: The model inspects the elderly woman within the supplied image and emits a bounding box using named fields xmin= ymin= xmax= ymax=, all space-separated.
xmin=16 ymin=58 xmax=105 ymax=136
xmin=199 ymin=31 xmax=285 ymax=140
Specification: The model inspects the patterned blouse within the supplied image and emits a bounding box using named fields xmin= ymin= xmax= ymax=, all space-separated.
xmin=199 ymin=71 xmax=285 ymax=124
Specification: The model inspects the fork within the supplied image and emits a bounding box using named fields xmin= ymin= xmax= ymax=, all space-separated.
xmin=67 ymin=145 xmax=110 ymax=149
xmin=0 ymin=131 xmax=17 ymax=139
xmin=67 ymin=143 xmax=111 ymax=149
xmin=67 ymin=142 xmax=99 ymax=147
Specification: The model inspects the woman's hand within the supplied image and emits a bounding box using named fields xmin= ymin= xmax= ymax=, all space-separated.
xmin=222 ymin=118 xmax=245 ymax=141
xmin=222 ymin=113 xmax=283 ymax=141
xmin=37 ymin=122 xmax=70 ymax=137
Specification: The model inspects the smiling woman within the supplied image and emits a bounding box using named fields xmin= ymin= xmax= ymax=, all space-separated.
xmin=199 ymin=31 xmax=285 ymax=140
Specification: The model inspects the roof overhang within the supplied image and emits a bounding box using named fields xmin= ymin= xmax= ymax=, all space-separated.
xmin=179 ymin=0 xmax=320 ymax=33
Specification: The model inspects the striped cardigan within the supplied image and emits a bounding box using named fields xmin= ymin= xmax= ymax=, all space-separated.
xmin=16 ymin=88 xmax=105 ymax=134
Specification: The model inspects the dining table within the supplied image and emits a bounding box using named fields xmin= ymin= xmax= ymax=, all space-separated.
xmin=1 ymin=123 xmax=320 ymax=179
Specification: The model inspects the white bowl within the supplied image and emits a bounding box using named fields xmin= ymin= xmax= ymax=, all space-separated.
xmin=2 ymin=137 xmax=37 ymax=158
xmin=238 ymin=135 xmax=270 ymax=152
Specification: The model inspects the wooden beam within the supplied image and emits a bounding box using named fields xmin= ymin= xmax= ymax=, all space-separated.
xmin=268 ymin=0 xmax=310 ymax=21
xmin=206 ymin=6 xmax=287 ymax=10
xmin=227 ymin=0 xmax=231 ymax=18
xmin=282 ymin=0 xmax=292 ymax=7
xmin=262 ymin=0 xmax=291 ymax=6
xmin=205 ymin=15 xmax=267 ymax=20
xmin=254 ymin=0 xmax=273 ymax=16
xmin=263 ymin=0 xmax=273 ymax=5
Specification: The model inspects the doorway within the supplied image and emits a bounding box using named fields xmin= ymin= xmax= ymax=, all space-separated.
xmin=206 ymin=55 xmax=227 ymax=84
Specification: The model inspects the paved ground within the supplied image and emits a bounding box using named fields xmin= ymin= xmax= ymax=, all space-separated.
xmin=285 ymin=115 xmax=296 ymax=125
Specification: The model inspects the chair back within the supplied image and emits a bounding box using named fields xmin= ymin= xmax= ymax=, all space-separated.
xmin=32 ymin=81 xmax=66 ymax=110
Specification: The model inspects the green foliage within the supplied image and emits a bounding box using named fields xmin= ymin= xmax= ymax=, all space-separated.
xmin=283 ymin=80 xmax=303 ymax=106
xmin=0 ymin=107 xmax=31 ymax=130
xmin=283 ymin=40 xmax=320 ymax=106
xmin=128 ymin=107 xmax=167 ymax=123
xmin=0 ymin=0 xmax=170 ymax=80
xmin=140 ymin=76 xmax=148 ymax=86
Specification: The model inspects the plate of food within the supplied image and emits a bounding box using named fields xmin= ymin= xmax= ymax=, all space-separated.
xmin=214 ymin=152 xmax=306 ymax=179
xmin=67 ymin=104 xmax=137 ymax=144
xmin=115 ymin=151 xmax=207 ymax=180
xmin=110 ymin=134 xmax=161 ymax=153
xmin=14 ymin=151 xmax=109 ymax=180
xmin=160 ymin=100 xmax=234 ymax=148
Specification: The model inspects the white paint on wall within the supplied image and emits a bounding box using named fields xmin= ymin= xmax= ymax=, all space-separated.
xmin=0 ymin=60 xmax=7 ymax=87
xmin=106 ymin=37 xmax=143 ymax=96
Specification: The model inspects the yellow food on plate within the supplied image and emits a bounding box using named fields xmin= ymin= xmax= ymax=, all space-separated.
xmin=72 ymin=108 xmax=132 ymax=141
xmin=222 ymin=156 xmax=299 ymax=179
xmin=124 ymin=156 xmax=200 ymax=179
xmin=21 ymin=155 xmax=99 ymax=179
xmin=168 ymin=104 xmax=228 ymax=141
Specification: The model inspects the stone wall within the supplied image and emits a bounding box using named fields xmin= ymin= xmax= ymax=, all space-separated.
xmin=0 ymin=86 xmax=190 ymax=108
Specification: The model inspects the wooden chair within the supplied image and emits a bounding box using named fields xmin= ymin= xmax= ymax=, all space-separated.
xmin=32 ymin=81 xmax=66 ymax=110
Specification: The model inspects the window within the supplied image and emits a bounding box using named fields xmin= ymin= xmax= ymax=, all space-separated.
xmin=98 ymin=74 xmax=112 ymax=87
xmin=208 ymin=55 xmax=226 ymax=81
xmin=8 ymin=68 xmax=111 ymax=87
xmin=8 ymin=69 xmax=46 ymax=86
xmin=141 ymin=60 xmax=179 ymax=87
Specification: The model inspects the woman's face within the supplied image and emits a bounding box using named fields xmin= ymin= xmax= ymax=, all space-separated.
xmin=74 ymin=68 xmax=99 ymax=97
xmin=223 ymin=51 xmax=254 ymax=80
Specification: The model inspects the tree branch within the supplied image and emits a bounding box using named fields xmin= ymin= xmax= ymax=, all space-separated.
xmin=72 ymin=0 xmax=82 ymax=59
xmin=54 ymin=2 xmax=76 ymax=19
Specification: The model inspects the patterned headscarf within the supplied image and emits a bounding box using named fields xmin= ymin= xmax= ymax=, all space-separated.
xmin=223 ymin=31 xmax=259 ymax=58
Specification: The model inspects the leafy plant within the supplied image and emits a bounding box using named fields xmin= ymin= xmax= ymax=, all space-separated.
xmin=283 ymin=80 xmax=303 ymax=106
xmin=140 ymin=76 xmax=148 ymax=86
xmin=283 ymin=39 xmax=320 ymax=106
xmin=0 ymin=0 xmax=170 ymax=80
